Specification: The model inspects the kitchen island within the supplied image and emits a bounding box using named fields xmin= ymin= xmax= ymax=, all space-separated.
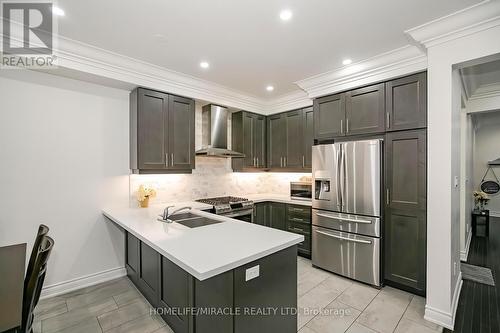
xmin=103 ymin=204 xmax=303 ymax=333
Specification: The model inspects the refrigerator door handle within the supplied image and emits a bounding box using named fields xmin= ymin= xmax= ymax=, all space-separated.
xmin=316 ymin=213 xmax=372 ymax=224
xmin=339 ymin=144 xmax=346 ymax=209
xmin=337 ymin=144 xmax=343 ymax=208
xmin=316 ymin=230 xmax=372 ymax=244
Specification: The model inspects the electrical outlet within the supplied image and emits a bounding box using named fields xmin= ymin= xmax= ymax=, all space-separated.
xmin=245 ymin=265 xmax=260 ymax=281
xmin=454 ymin=176 xmax=459 ymax=188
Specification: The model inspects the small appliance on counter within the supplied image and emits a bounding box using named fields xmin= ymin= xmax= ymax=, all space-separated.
xmin=312 ymin=139 xmax=383 ymax=287
xmin=195 ymin=196 xmax=254 ymax=222
xmin=290 ymin=182 xmax=312 ymax=201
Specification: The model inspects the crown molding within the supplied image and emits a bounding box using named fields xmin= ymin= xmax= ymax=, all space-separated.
xmin=52 ymin=36 xmax=269 ymax=113
xmin=295 ymin=45 xmax=427 ymax=99
xmin=262 ymin=90 xmax=312 ymax=114
xmin=405 ymin=0 xmax=500 ymax=49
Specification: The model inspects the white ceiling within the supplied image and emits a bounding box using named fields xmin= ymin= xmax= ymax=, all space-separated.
xmin=57 ymin=0 xmax=480 ymax=99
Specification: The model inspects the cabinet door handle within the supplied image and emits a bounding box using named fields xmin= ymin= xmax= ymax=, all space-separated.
xmin=284 ymin=157 xmax=287 ymax=167
xmin=165 ymin=154 xmax=169 ymax=167
xmin=302 ymin=155 xmax=305 ymax=168
xmin=290 ymin=227 xmax=305 ymax=233
xmin=346 ymin=118 xmax=349 ymax=133
xmin=280 ymin=157 xmax=283 ymax=168
xmin=340 ymin=119 xmax=343 ymax=133
xmin=257 ymin=157 xmax=259 ymax=167
xmin=253 ymin=157 xmax=256 ymax=167
xmin=386 ymin=189 xmax=390 ymax=205
xmin=386 ymin=112 xmax=390 ymax=129
xmin=171 ymin=154 xmax=174 ymax=167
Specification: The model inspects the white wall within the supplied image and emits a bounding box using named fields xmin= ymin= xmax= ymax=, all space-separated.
xmin=425 ymin=24 xmax=500 ymax=329
xmin=459 ymin=112 xmax=475 ymax=261
xmin=0 ymin=70 xmax=130 ymax=292
xmin=473 ymin=111 xmax=500 ymax=216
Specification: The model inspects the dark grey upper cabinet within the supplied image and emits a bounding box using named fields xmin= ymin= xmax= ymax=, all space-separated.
xmin=313 ymin=93 xmax=345 ymax=140
xmin=231 ymin=111 xmax=266 ymax=170
xmin=134 ymin=89 xmax=169 ymax=170
xmin=345 ymin=83 xmax=385 ymax=135
xmin=303 ymin=107 xmax=314 ymax=169
xmin=267 ymin=114 xmax=286 ymax=169
xmin=386 ymin=72 xmax=427 ymax=131
xmin=285 ymin=110 xmax=304 ymax=169
xmin=384 ymin=129 xmax=427 ymax=295
xmin=169 ymin=95 xmax=195 ymax=170
xmin=130 ymin=88 xmax=195 ymax=174
xmin=254 ymin=115 xmax=267 ymax=168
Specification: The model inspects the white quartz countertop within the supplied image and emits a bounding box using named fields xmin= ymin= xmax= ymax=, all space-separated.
xmin=102 ymin=202 xmax=304 ymax=281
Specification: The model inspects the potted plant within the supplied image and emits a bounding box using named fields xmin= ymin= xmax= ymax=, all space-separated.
xmin=473 ymin=190 xmax=490 ymax=211
xmin=136 ymin=185 xmax=157 ymax=208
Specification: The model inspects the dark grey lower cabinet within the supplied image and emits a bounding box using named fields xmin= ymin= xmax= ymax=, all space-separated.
xmin=384 ymin=129 xmax=427 ymax=296
xmin=125 ymin=232 xmax=140 ymax=284
xmin=286 ymin=205 xmax=312 ymax=258
xmin=137 ymin=242 xmax=161 ymax=307
xmin=253 ymin=202 xmax=268 ymax=226
xmin=269 ymin=203 xmax=286 ymax=231
xmin=253 ymin=202 xmax=311 ymax=257
xmin=159 ymin=257 xmax=193 ymax=333
xmin=124 ymin=231 xmax=297 ymax=333
xmin=234 ymin=246 xmax=297 ymax=333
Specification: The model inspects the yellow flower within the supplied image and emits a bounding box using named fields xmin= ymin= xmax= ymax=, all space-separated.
xmin=136 ymin=185 xmax=156 ymax=202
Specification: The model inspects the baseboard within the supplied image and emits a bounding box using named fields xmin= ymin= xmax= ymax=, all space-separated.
xmin=40 ymin=266 xmax=127 ymax=300
xmin=460 ymin=230 xmax=472 ymax=262
xmin=424 ymin=271 xmax=463 ymax=330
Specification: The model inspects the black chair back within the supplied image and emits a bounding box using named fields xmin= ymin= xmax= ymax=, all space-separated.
xmin=24 ymin=224 xmax=49 ymax=290
xmin=22 ymin=235 xmax=54 ymax=333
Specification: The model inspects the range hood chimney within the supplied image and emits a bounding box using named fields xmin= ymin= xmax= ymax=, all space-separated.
xmin=195 ymin=104 xmax=245 ymax=158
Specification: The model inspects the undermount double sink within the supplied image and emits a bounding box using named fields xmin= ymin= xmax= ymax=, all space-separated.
xmin=163 ymin=212 xmax=222 ymax=228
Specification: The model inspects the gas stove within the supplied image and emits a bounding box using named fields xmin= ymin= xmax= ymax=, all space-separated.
xmin=196 ymin=196 xmax=254 ymax=217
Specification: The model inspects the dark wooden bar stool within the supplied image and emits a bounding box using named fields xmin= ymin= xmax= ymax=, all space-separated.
xmin=472 ymin=209 xmax=490 ymax=237
xmin=22 ymin=236 xmax=54 ymax=333
xmin=24 ymin=225 xmax=49 ymax=291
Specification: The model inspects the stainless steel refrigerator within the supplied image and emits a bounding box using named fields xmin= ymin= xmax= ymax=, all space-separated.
xmin=312 ymin=139 xmax=382 ymax=286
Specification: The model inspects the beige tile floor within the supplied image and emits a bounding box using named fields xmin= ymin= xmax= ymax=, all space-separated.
xmin=33 ymin=257 xmax=442 ymax=333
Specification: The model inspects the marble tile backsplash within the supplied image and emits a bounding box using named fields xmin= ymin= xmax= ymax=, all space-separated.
xmin=129 ymin=157 xmax=309 ymax=206
xmin=129 ymin=101 xmax=310 ymax=206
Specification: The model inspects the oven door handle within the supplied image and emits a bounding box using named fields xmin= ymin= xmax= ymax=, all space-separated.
xmin=315 ymin=230 xmax=372 ymax=244
xmin=222 ymin=209 xmax=254 ymax=218
xmin=316 ymin=212 xmax=372 ymax=224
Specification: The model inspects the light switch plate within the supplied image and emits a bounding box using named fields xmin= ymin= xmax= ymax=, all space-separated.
xmin=245 ymin=265 xmax=260 ymax=281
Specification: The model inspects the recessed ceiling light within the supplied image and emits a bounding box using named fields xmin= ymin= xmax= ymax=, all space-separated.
xmin=200 ymin=61 xmax=209 ymax=69
xmin=279 ymin=9 xmax=293 ymax=21
xmin=52 ymin=6 xmax=65 ymax=16
xmin=266 ymin=85 xmax=274 ymax=92
xmin=342 ymin=59 xmax=352 ymax=65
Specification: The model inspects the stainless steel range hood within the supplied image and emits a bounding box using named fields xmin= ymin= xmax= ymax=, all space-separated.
xmin=195 ymin=104 xmax=245 ymax=158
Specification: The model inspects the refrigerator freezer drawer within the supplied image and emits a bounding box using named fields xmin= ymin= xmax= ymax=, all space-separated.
xmin=312 ymin=226 xmax=380 ymax=286
xmin=312 ymin=209 xmax=380 ymax=238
